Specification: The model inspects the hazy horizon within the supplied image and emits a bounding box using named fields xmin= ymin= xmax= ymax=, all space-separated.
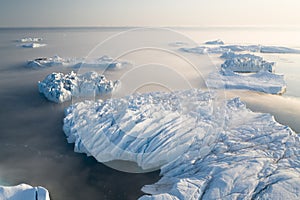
xmin=0 ymin=0 xmax=299 ymax=28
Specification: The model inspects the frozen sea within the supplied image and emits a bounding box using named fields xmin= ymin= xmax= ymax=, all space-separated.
xmin=0 ymin=27 xmax=300 ymax=199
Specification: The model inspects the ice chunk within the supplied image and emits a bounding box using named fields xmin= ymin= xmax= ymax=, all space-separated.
xmin=27 ymin=56 xmax=72 ymax=68
xmin=19 ymin=37 xmax=43 ymax=43
xmin=180 ymin=44 xmax=300 ymax=55
xmin=0 ymin=183 xmax=50 ymax=200
xmin=204 ymin=39 xmax=224 ymax=45
xmin=207 ymin=69 xmax=286 ymax=94
xmin=38 ymin=71 xmax=119 ymax=103
xmin=220 ymin=52 xmax=275 ymax=73
xmin=63 ymin=89 xmax=300 ymax=199
xmin=21 ymin=43 xmax=47 ymax=48
xmin=27 ymin=55 xmax=129 ymax=69
xmin=180 ymin=46 xmax=228 ymax=54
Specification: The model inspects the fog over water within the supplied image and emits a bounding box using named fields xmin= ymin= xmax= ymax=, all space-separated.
xmin=0 ymin=27 xmax=300 ymax=199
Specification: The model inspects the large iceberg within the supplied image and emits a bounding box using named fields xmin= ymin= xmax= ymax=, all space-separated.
xmin=38 ymin=71 xmax=119 ymax=103
xmin=63 ymin=89 xmax=300 ymax=199
xmin=220 ymin=52 xmax=275 ymax=73
xmin=27 ymin=55 xmax=128 ymax=69
xmin=0 ymin=184 xmax=50 ymax=200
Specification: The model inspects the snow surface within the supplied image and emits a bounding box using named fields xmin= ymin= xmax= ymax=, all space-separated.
xmin=220 ymin=52 xmax=275 ymax=73
xmin=63 ymin=89 xmax=300 ymax=199
xmin=27 ymin=55 xmax=128 ymax=69
xmin=19 ymin=37 xmax=43 ymax=43
xmin=38 ymin=71 xmax=119 ymax=103
xmin=207 ymin=69 xmax=286 ymax=94
xmin=180 ymin=45 xmax=300 ymax=54
xmin=204 ymin=39 xmax=224 ymax=45
xmin=21 ymin=43 xmax=47 ymax=48
xmin=0 ymin=184 xmax=50 ymax=200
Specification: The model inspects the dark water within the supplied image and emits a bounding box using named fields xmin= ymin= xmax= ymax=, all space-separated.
xmin=0 ymin=65 xmax=160 ymax=200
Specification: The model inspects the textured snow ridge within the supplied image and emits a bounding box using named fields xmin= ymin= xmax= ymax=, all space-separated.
xmin=63 ymin=89 xmax=218 ymax=170
xmin=63 ymin=89 xmax=300 ymax=199
xmin=19 ymin=37 xmax=43 ymax=43
xmin=27 ymin=55 xmax=129 ymax=69
xmin=38 ymin=71 xmax=119 ymax=103
xmin=207 ymin=69 xmax=286 ymax=94
xmin=0 ymin=184 xmax=50 ymax=200
xmin=204 ymin=39 xmax=224 ymax=45
xmin=21 ymin=43 xmax=47 ymax=48
xmin=180 ymin=45 xmax=300 ymax=54
xmin=220 ymin=52 xmax=275 ymax=73
xmin=140 ymin=96 xmax=300 ymax=200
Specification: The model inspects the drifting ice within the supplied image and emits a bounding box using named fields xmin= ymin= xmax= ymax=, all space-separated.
xmin=0 ymin=184 xmax=50 ymax=200
xmin=63 ymin=89 xmax=300 ymax=199
xmin=38 ymin=71 xmax=119 ymax=103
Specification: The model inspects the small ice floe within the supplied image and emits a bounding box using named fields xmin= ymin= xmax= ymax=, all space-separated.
xmin=19 ymin=37 xmax=43 ymax=43
xmin=27 ymin=55 xmax=129 ymax=69
xmin=180 ymin=44 xmax=300 ymax=54
xmin=21 ymin=43 xmax=47 ymax=48
xmin=0 ymin=183 xmax=50 ymax=200
xmin=204 ymin=39 xmax=224 ymax=45
xmin=63 ymin=89 xmax=300 ymax=199
xmin=38 ymin=71 xmax=120 ymax=103
xmin=27 ymin=56 xmax=71 ymax=68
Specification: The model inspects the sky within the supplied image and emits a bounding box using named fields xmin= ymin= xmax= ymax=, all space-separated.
xmin=0 ymin=0 xmax=299 ymax=27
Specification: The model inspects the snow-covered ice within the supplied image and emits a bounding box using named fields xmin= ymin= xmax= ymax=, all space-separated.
xmin=19 ymin=37 xmax=43 ymax=43
xmin=27 ymin=56 xmax=72 ymax=68
xmin=207 ymin=69 xmax=286 ymax=94
xmin=180 ymin=44 xmax=300 ymax=54
xmin=63 ymin=89 xmax=300 ymax=199
xmin=21 ymin=43 xmax=47 ymax=48
xmin=27 ymin=55 xmax=129 ymax=69
xmin=204 ymin=39 xmax=224 ymax=45
xmin=220 ymin=52 xmax=275 ymax=73
xmin=38 ymin=71 xmax=119 ymax=103
xmin=0 ymin=184 xmax=50 ymax=200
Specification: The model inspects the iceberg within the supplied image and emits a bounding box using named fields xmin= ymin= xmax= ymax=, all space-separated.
xmin=180 ymin=44 xmax=300 ymax=55
xmin=27 ymin=55 xmax=129 ymax=69
xmin=180 ymin=46 xmax=228 ymax=54
xmin=63 ymin=89 xmax=300 ymax=199
xmin=38 ymin=71 xmax=119 ymax=103
xmin=27 ymin=56 xmax=72 ymax=68
xmin=21 ymin=43 xmax=47 ymax=48
xmin=204 ymin=39 xmax=224 ymax=45
xmin=207 ymin=69 xmax=286 ymax=94
xmin=220 ymin=52 xmax=275 ymax=73
xmin=0 ymin=184 xmax=50 ymax=200
xmin=19 ymin=37 xmax=43 ymax=43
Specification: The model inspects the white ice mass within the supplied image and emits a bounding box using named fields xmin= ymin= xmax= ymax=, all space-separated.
xmin=220 ymin=52 xmax=275 ymax=73
xmin=21 ymin=43 xmax=47 ymax=48
xmin=207 ymin=52 xmax=286 ymax=94
xmin=19 ymin=37 xmax=43 ymax=43
xmin=63 ymin=89 xmax=300 ymax=199
xmin=0 ymin=184 xmax=50 ymax=200
xmin=38 ymin=71 xmax=119 ymax=103
xmin=204 ymin=39 xmax=224 ymax=45
xmin=27 ymin=55 xmax=129 ymax=69
xmin=180 ymin=44 xmax=300 ymax=54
